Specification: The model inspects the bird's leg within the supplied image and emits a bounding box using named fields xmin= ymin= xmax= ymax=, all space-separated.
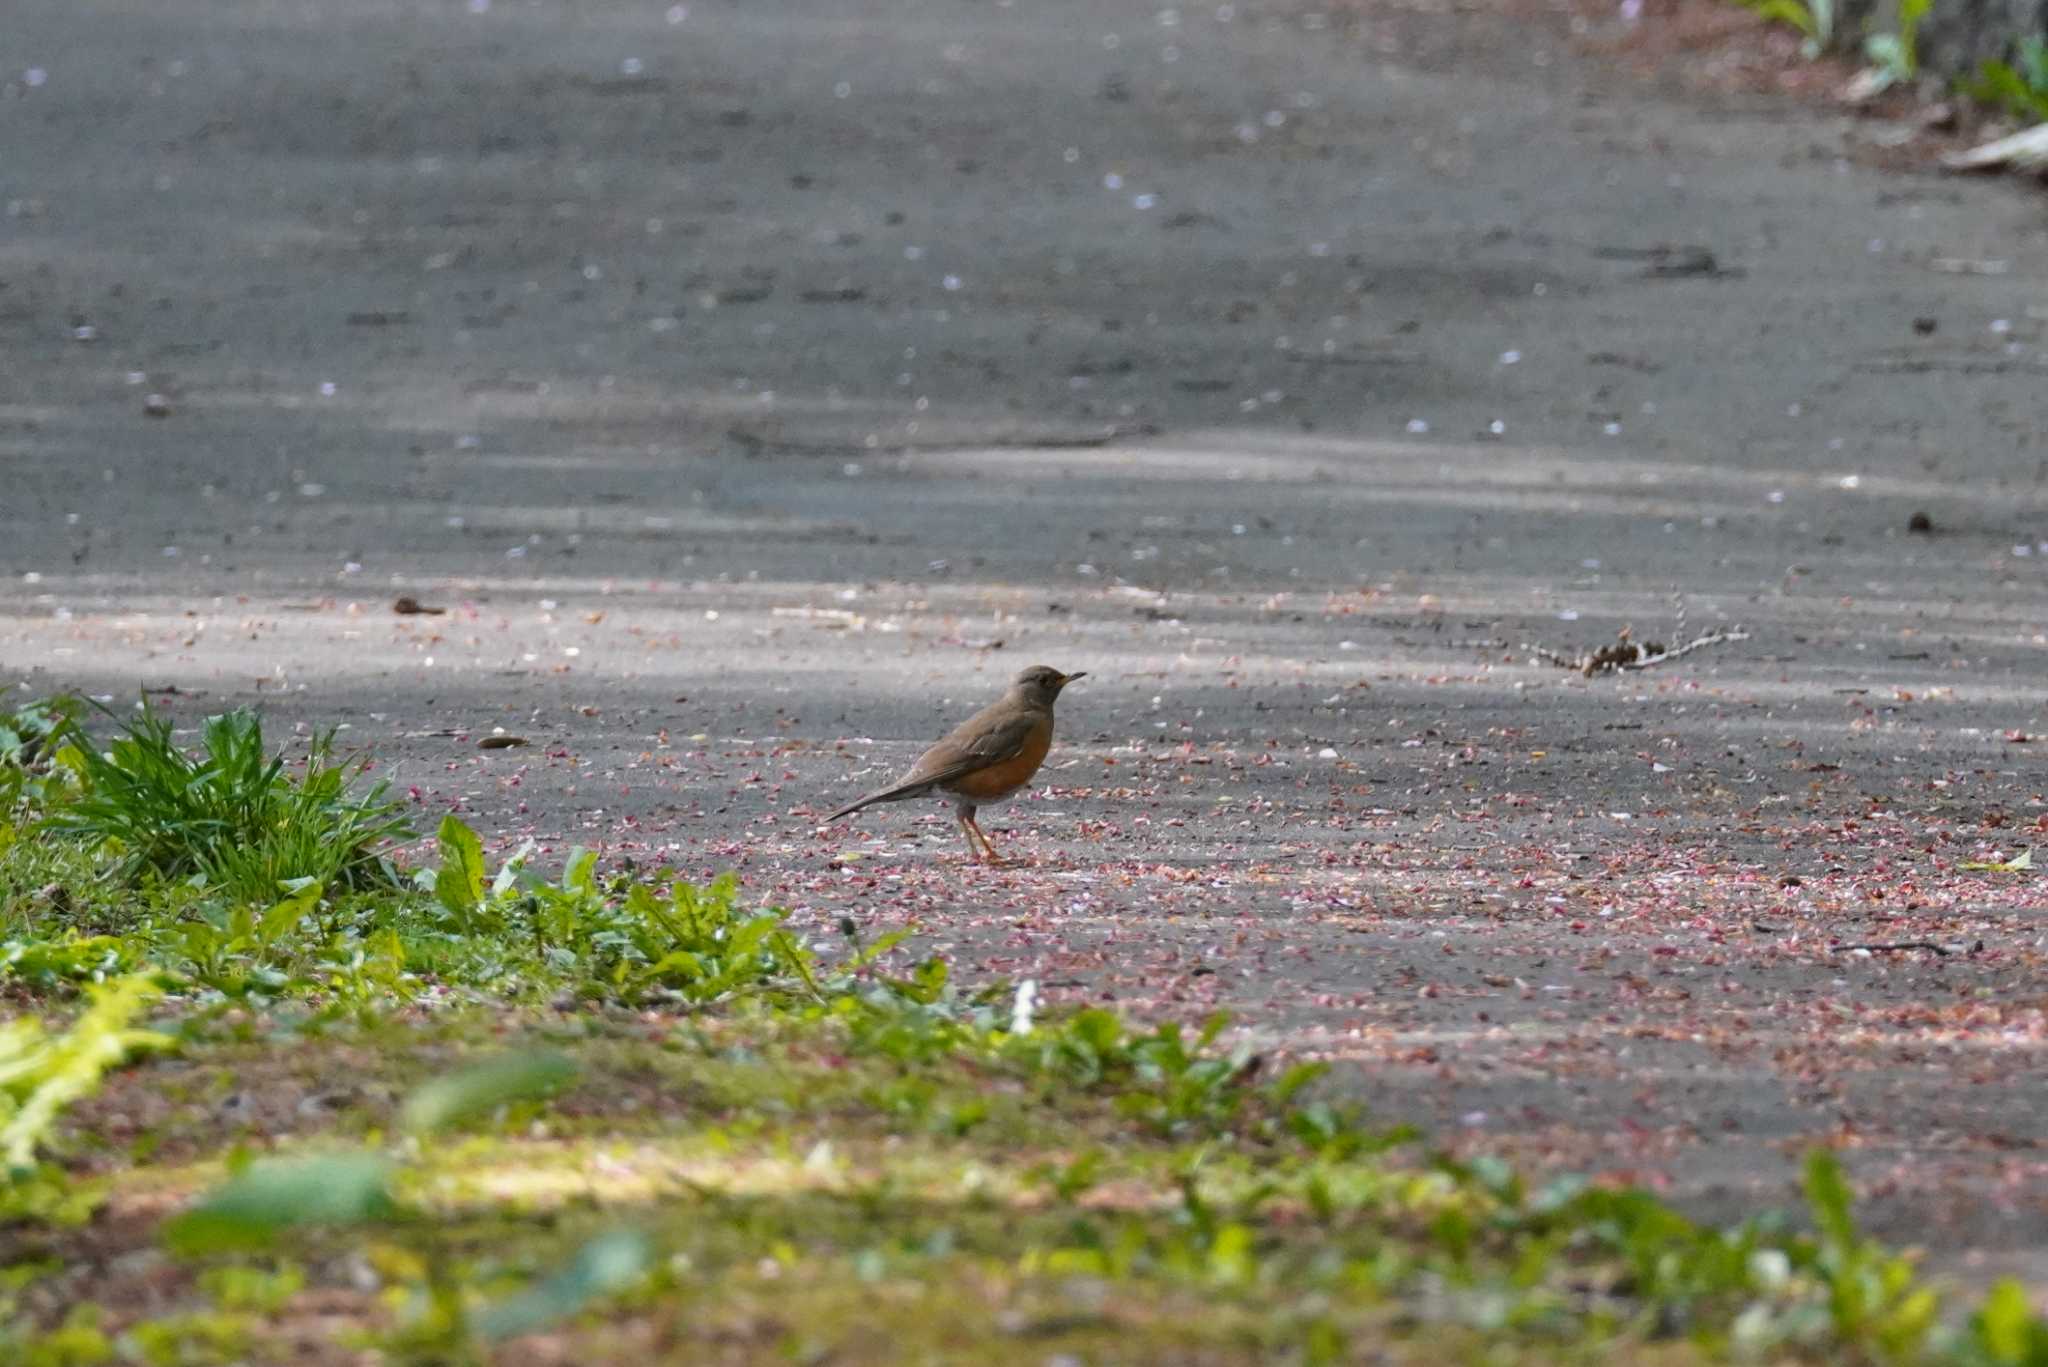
xmin=955 ymin=806 xmax=999 ymax=864
xmin=965 ymin=811 xmax=1016 ymax=867
xmin=955 ymin=812 xmax=987 ymax=863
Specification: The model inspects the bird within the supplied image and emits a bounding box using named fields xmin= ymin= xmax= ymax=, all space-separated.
xmin=825 ymin=664 xmax=1085 ymax=865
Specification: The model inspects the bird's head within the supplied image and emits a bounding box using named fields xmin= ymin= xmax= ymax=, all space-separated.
xmin=1012 ymin=664 xmax=1085 ymax=705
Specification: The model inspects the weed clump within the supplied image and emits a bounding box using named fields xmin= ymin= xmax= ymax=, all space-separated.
xmin=36 ymin=701 xmax=410 ymax=904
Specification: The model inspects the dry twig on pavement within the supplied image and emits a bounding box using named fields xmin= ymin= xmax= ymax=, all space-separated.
xmin=1523 ymin=624 xmax=1751 ymax=678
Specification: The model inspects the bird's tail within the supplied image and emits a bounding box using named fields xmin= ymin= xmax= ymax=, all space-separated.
xmin=825 ymin=779 xmax=934 ymax=822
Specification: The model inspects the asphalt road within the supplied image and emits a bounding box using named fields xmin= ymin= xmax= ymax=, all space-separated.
xmin=5 ymin=0 xmax=2047 ymax=1287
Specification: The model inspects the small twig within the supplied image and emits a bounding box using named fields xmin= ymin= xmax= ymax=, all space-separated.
xmin=1521 ymin=624 xmax=1751 ymax=677
xmin=1523 ymin=642 xmax=1585 ymax=670
xmin=1830 ymin=940 xmax=1952 ymax=956
xmin=1942 ymin=122 xmax=2048 ymax=174
xmin=1620 ymin=626 xmax=1751 ymax=671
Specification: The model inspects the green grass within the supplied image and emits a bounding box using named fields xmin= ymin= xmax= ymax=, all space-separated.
xmin=0 ymin=694 xmax=78 ymax=771
xmin=33 ymin=699 xmax=411 ymax=905
xmin=1862 ymin=0 xmax=1930 ymax=91
xmin=2 ymin=693 xmax=2046 ymax=1364
xmin=1736 ymin=0 xmax=1834 ymax=57
xmin=0 ymin=974 xmax=170 ymax=1176
xmin=8 ymin=997 xmax=2043 ymax=1365
xmin=1960 ymin=38 xmax=2048 ymax=123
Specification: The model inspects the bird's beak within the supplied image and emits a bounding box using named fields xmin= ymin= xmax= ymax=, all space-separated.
xmin=1060 ymin=671 xmax=1087 ymax=686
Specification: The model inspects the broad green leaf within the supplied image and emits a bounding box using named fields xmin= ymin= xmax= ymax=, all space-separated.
xmin=2022 ymin=35 xmax=2048 ymax=90
xmin=1863 ymin=35 xmax=1907 ymax=83
xmin=1207 ymin=1223 xmax=1255 ymax=1284
xmin=435 ymin=814 xmax=487 ymax=916
xmin=643 ymin=949 xmax=706 ymax=981
xmin=562 ymin=846 xmax=597 ymax=891
xmin=491 ymin=838 xmax=537 ymax=897
xmin=1750 ymin=0 xmax=1818 ymax=39
xmin=400 ymin=1051 xmax=576 ymax=1135
xmin=1964 ymin=61 xmax=2048 ymax=121
xmin=1267 ymin=1061 xmax=1329 ymax=1107
xmin=1974 ymin=1278 xmax=2036 ymax=1363
xmin=164 ymin=1154 xmax=395 ymax=1253
xmin=257 ymin=880 xmax=323 ymax=946
xmin=0 ymin=934 xmax=143 ymax=985
xmin=1803 ymin=1149 xmax=1856 ymax=1252
xmin=473 ymin=1230 xmax=651 ymax=1342
xmin=844 ymin=927 xmax=909 ymax=971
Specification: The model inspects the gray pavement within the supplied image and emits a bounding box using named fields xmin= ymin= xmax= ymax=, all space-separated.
xmin=5 ymin=0 xmax=2047 ymax=1287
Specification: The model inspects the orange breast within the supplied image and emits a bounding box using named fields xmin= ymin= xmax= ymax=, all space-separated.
xmin=944 ymin=716 xmax=1054 ymax=800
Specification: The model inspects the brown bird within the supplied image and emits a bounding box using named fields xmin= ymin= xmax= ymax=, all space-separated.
xmin=826 ymin=664 xmax=1085 ymax=864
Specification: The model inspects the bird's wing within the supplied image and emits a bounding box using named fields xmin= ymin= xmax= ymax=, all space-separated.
xmin=901 ymin=705 xmax=1042 ymax=787
xmin=827 ymin=705 xmax=1042 ymax=819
